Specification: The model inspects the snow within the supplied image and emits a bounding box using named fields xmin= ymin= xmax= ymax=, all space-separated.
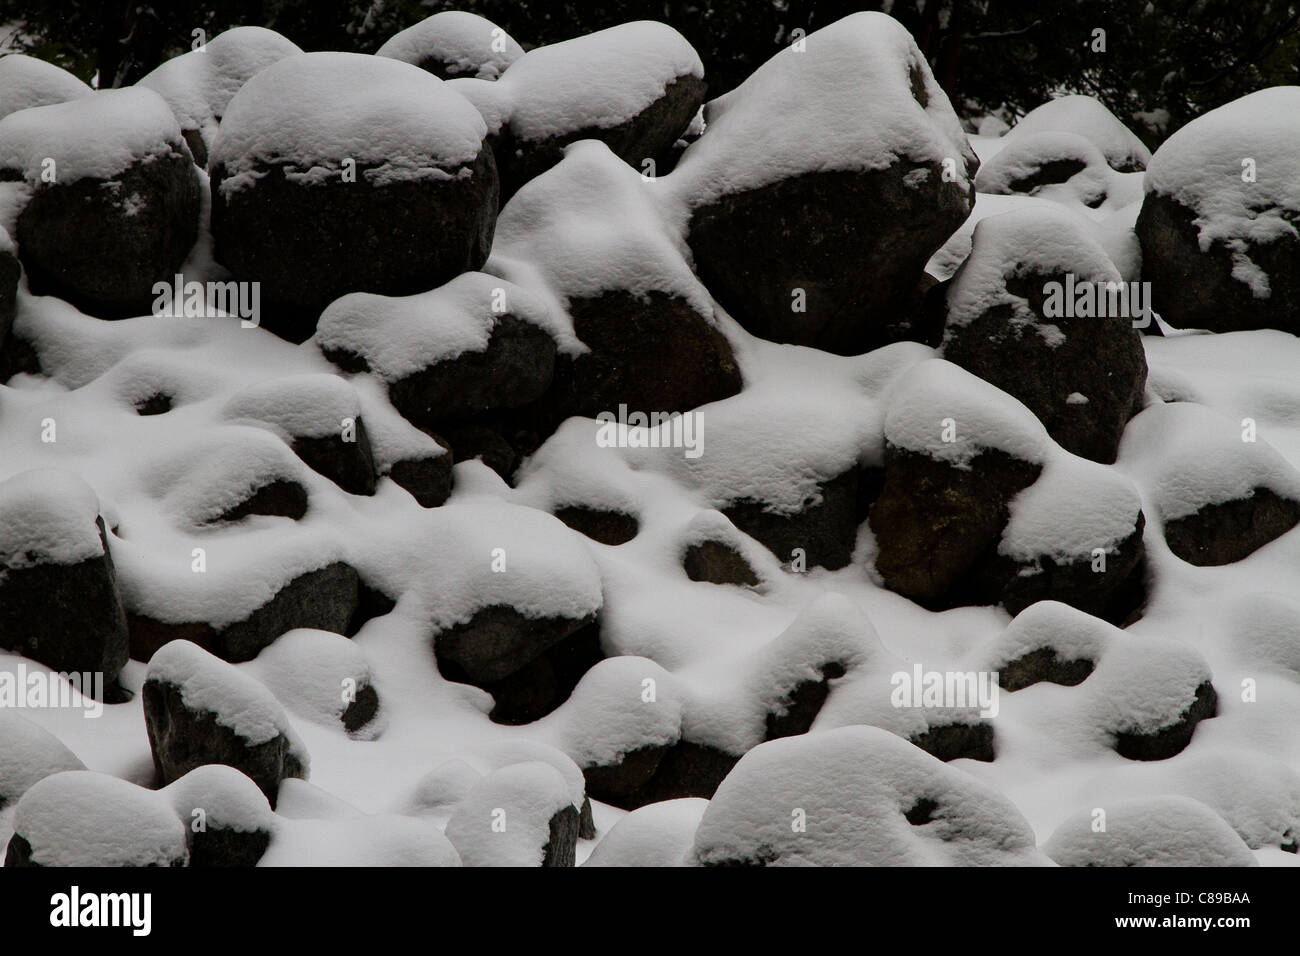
xmin=692 ymin=726 xmax=1047 ymax=865
xmin=974 ymin=130 xmax=1111 ymax=205
xmin=0 ymin=468 xmax=104 ymax=568
xmin=667 ymin=12 xmax=975 ymax=207
xmin=883 ymin=358 xmax=1050 ymax=467
xmin=976 ymin=601 xmax=1114 ymax=674
xmin=1118 ymin=401 xmax=1300 ymax=523
xmin=262 ymin=813 xmax=461 ymax=866
xmin=0 ymin=53 xmax=92 ymax=120
xmin=160 ymin=763 xmax=275 ymax=833
xmin=223 ymin=374 xmax=362 ymax=440
xmin=246 ymin=629 xmax=378 ymax=732
xmin=444 ymin=761 xmax=575 ymax=866
xmin=152 ymin=426 xmax=306 ymax=526
xmin=1086 ymin=635 xmax=1213 ymax=738
xmin=146 ymin=640 xmax=310 ymax=764
xmin=315 ymin=271 xmax=571 ymax=380
xmin=12 ymin=770 xmax=188 ymax=866
xmin=0 ymin=710 xmax=84 ymax=805
xmin=583 ymin=798 xmax=707 ymax=866
xmin=209 ymin=51 xmax=487 ymax=197
xmin=1006 ymin=94 xmax=1151 ymax=172
xmin=0 ymin=87 xmax=184 ymax=184
xmin=377 ymin=11 xmax=523 ymax=80
xmin=1143 ymin=87 xmax=1300 ymax=299
xmin=942 ymin=205 xmax=1123 ymax=337
xmin=1044 ymin=795 xmax=1256 ymax=866
xmin=138 ymin=27 xmax=302 ymax=153
xmin=477 ymin=21 xmax=701 ymax=143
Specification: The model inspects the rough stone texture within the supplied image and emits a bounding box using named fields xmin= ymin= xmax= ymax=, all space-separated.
xmin=1114 ymin=681 xmax=1218 ymax=761
xmin=187 ymin=825 xmax=272 ymax=867
xmin=870 ymin=447 xmax=1042 ymax=608
xmin=541 ymin=804 xmax=580 ymax=867
xmin=433 ymin=605 xmax=596 ymax=686
xmin=143 ymin=678 xmax=306 ymax=805
xmin=9 ymin=149 xmax=201 ymax=319
xmin=1137 ymin=190 xmax=1300 ymax=335
xmin=494 ymin=73 xmax=706 ymax=202
xmin=909 ymin=722 xmax=996 ymax=762
xmin=1163 ymin=488 xmax=1300 ymax=566
xmin=687 ymin=162 xmax=975 ymax=355
xmin=764 ymin=662 xmax=846 ymax=739
xmin=0 ymin=517 xmax=128 ymax=692
xmin=476 ymin=622 xmax=604 ymax=725
xmin=128 ymin=562 xmax=360 ymax=663
xmin=941 ymin=272 xmax=1148 ymax=464
xmin=207 ymin=478 xmax=309 ymax=524
xmin=554 ymin=506 xmax=639 ymax=546
xmin=289 ymin=419 xmax=378 ymax=496
xmin=684 ymin=539 xmax=759 ymax=586
xmin=388 ymin=437 xmax=453 ymax=508
xmin=723 ymin=468 xmax=859 ymax=572
xmin=0 ymin=245 xmax=19 ymax=351
xmin=998 ymin=648 xmax=1096 ymax=692
xmin=210 ymin=146 xmax=499 ymax=341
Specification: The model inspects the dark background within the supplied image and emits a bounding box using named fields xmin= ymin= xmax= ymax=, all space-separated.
xmin=3 ymin=1 xmax=1298 ymax=145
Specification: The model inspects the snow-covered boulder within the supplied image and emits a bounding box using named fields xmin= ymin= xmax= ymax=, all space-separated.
xmin=0 ymin=469 xmax=129 ymax=689
xmin=137 ymin=26 xmax=302 ymax=167
xmin=680 ymin=510 xmax=765 ymax=587
xmin=939 ymin=206 xmax=1147 ymax=464
xmin=974 ymin=131 xmax=1112 ymax=207
xmin=1044 ymin=796 xmax=1255 ymax=866
xmin=317 ymin=273 xmax=561 ymax=446
xmin=143 ymin=640 xmax=309 ymax=805
xmin=377 ymin=11 xmax=523 ymax=81
xmin=583 ymin=798 xmax=707 ymax=867
xmin=669 ymin=11 xmax=977 ymax=355
xmin=161 ymin=764 xmax=276 ymax=866
xmin=246 ymin=628 xmax=381 ymax=738
xmin=0 ymin=54 xmax=92 ymax=120
xmin=451 ymin=20 xmax=705 ymax=200
xmin=976 ymin=601 xmax=1107 ymax=692
xmin=691 ymin=726 xmax=1046 ymax=866
xmin=869 ymin=360 xmax=1047 ymax=606
xmin=209 ymin=51 xmax=497 ymax=340
xmin=6 ymin=771 xmax=188 ymax=867
xmin=1004 ymin=94 xmax=1151 ymax=172
xmin=0 ymin=712 xmax=84 ymax=809
xmin=0 ymin=226 xmax=17 ymax=356
xmin=444 ymin=761 xmax=580 ymax=866
xmin=1119 ymin=401 xmax=1300 ymax=565
xmin=1136 ymin=87 xmax=1300 ymax=334
xmin=223 ymin=374 xmax=378 ymax=496
xmin=0 ymin=87 xmax=201 ymax=318
xmin=488 ymin=140 xmax=742 ymax=460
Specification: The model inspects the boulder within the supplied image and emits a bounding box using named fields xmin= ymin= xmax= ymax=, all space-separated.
xmin=0 ymin=712 xmax=85 ymax=810
xmin=444 ymin=762 xmax=580 ymax=866
xmin=1001 ymin=95 xmax=1151 ymax=173
xmin=161 ymin=764 xmax=276 ymax=867
xmin=377 ymin=11 xmax=523 ymax=80
xmin=1136 ymin=87 xmax=1300 ymax=334
xmin=0 ymin=88 xmax=201 ymax=319
xmin=209 ymin=52 xmax=497 ymax=340
xmin=0 ymin=54 xmax=92 ymax=120
xmin=1045 ymin=796 xmax=1256 ymax=867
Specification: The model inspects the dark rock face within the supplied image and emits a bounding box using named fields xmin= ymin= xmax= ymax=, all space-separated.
xmin=10 ymin=150 xmax=201 ymax=319
xmin=494 ymin=73 xmax=706 ymax=202
xmin=1114 ymin=680 xmax=1217 ymax=761
xmin=909 ymin=722 xmax=995 ymax=762
xmin=289 ymin=420 xmax=378 ymax=496
xmin=143 ymin=679 xmax=306 ymax=805
xmin=0 ymin=517 xmax=128 ymax=692
xmin=554 ymin=506 xmax=639 ymax=546
xmin=870 ymin=447 xmax=1042 ymax=608
xmin=941 ymin=273 xmax=1148 ymax=464
xmin=187 ymin=826 xmax=272 ymax=867
xmin=591 ymin=739 xmax=739 ymax=809
xmin=210 ymin=147 xmax=499 ymax=341
xmin=540 ymin=804 xmax=580 ymax=867
xmin=582 ymin=744 xmax=671 ymax=808
xmin=0 ymin=245 xmax=19 ymax=350
xmin=387 ymin=439 xmax=453 ymax=508
xmin=208 ymin=478 xmax=309 ymax=524
xmin=1137 ymin=190 xmax=1300 ymax=335
xmin=764 ymin=662 xmax=846 ymax=739
xmin=687 ymin=162 xmax=975 ymax=355
xmin=480 ymin=622 xmax=604 ymax=726
xmin=1163 ymin=488 xmax=1300 ymax=566
xmin=128 ymin=561 xmax=360 ymax=663
xmin=684 ymin=539 xmax=759 ymax=586
xmin=998 ymin=647 xmax=1096 ymax=692
xmin=723 ymin=468 xmax=860 ymax=573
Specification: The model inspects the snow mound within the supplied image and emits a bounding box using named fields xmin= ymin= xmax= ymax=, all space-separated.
xmin=444 ymin=761 xmax=575 ymax=866
xmin=246 ymin=629 xmax=376 ymax=730
xmin=0 ymin=86 xmax=184 ymax=184
xmin=1118 ymin=401 xmax=1300 ymax=522
xmin=151 ymin=427 xmax=305 ymax=526
xmin=1226 ymin=592 xmax=1300 ymax=679
xmin=1007 ymin=95 xmax=1151 ymax=171
xmin=883 ymin=358 xmax=1050 ymax=467
xmin=160 ymin=763 xmax=275 ymax=833
xmin=138 ymin=27 xmax=302 ymax=155
xmin=0 ymin=53 xmax=92 ymax=120
xmin=943 ymin=205 xmax=1122 ymax=336
xmin=977 ymin=600 xmax=1114 ymax=673
xmin=12 ymin=770 xmax=188 ymax=866
xmin=1000 ymin=454 xmax=1143 ymax=563
xmin=480 ymin=21 xmax=701 ymax=142
xmin=1085 ymin=636 xmax=1213 ymax=738
xmin=1143 ymin=87 xmax=1300 ymax=298
xmin=0 ymin=468 xmax=103 ymax=568
xmin=377 ymin=11 xmax=523 ymax=80
xmin=262 ymin=814 xmax=460 ymax=866
xmin=0 ymin=711 xmax=84 ymax=806
xmin=209 ymin=51 xmax=487 ymax=196
xmin=583 ymin=798 xmax=707 ymax=867
xmin=668 ymin=11 xmax=974 ymax=206
xmin=147 ymin=640 xmax=308 ymax=762
xmin=223 ymin=374 xmax=361 ymax=440
xmin=316 ymin=271 xmax=570 ymax=380
xmin=1044 ymin=796 xmax=1255 ymax=866
xmin=974 ymin=130 xmax=1111 ymax=204
xmin=692 ymin=726 xmax=1045 ymax=865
